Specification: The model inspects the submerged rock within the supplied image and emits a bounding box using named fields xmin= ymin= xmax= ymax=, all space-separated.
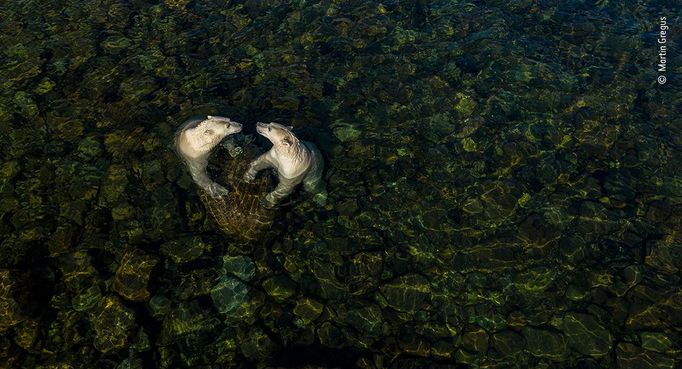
xmin=112 ymin=251 xmax=158 ymax=302
xmin=262 ymin=275 xmax=297 ymax=302
xmin=210 ymin=276 xmax=248 ymax=315
xmin=90 ymin=296 xmax=136 ymax=353
xmin=490 ymin=330 xmax=525 ymax=357
xmin=293 ymin=298 xmax=324 ymax=324
xmin=221 ymin=255 xmax=256 ymax=281
xmin=160 ymin=237 xmax=209 ymax=264
xmin=562 ymin=312 xmax=613 ymax=357
xmin=462 ymin=327 xmax=489 ymax=353
xmin=522 ymin=327 xmax=567 ymax=360
xmin=639 ymin=332 xmax=674 ymax=353
xmin=616 ymin=342 xmax=675 ymax=369
xmin=71 ymin=285 xmax=102 ymax=312
xmin=0 ymin=270 xmax=26 ymax=331
xmin=148 ymin=295 xmax=172 ymax=317
xmin=346 ymin=305 xmax=384 ymax=338
xmin=379 ymin=274 xmax=430 ymax=313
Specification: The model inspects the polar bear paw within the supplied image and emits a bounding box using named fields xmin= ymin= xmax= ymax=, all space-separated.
xmin=259 ymin=197 xmax=277 ymax=209
xmin=206 ymin=182 xmax=230 ymax=198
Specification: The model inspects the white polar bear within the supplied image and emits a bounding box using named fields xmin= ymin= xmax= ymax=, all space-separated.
xmin=175 ymin=115 xmax=242 ymax=198
xmin=243 ymin=122 xmax=327 ymax=208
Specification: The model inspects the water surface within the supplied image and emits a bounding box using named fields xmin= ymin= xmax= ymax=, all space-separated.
xmin=0 ymin=1 xmax=680 ymax=368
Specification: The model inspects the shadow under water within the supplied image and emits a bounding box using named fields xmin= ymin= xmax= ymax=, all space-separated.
xmin=0 ymin=0 xmax=680 ymax=368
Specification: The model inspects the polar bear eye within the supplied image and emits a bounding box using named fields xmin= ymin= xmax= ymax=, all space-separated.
xmin=268 ymin=127 xmax=271 ymax=132
xmin=204 ymin=129 xmax=214 ymax=136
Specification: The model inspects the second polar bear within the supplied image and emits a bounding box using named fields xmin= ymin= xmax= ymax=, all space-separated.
xmin=243 ymin=122 xmax=327 ymax=208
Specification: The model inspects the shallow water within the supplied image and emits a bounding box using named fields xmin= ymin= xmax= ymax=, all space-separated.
xmin=0 ymin=0 xmax=680 ymax=368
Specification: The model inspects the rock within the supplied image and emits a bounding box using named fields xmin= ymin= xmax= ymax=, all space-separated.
xmin=348 ymin=252 xmax=383 ymax=295
xmin=240 ymin=327 xmax=277 ymax=360
xmin=90 ymin=296 xmax=136 ymax=353
xmin=453 ymin=92 xmax=477 ymax=118
xmin=160 ymin=237 xmax=209 ymax=264
xmin=522 ymin=327 xmax=567 ymax=360
xmin=336 ymin=198 xmax=360 ymax=217
xmin=59 ymin=251 xmax=98 ymax=293
xmin=76 ymin=135 xmax=103 ymax=161
xmin=318 ymin=322 xmax=345 ymax=348
xmin=514 ymin=266 xmax=557 ymax=293
xmin=293 ymin=298 xmax=324 ymax=323
xmin=148 ymin=295 xmax=172 ymax=317
xmin=262 ymin=275 xmax=297 ymax=302
xmin=616 ymin=342 xmax=675 ymax=369
xmin=645 ymin=240 xmax=682 ymax=275
xmin=462 ymin=327 xmax=489 ymax=353
xmin=14 ymin=319 xmax=39 ymax=350
xmin=310 ymin=261 xmax=346 ymax=299
xmin=221 ymin=255 xmax=256 ymax=281
xmin=0 ymin=270 xmax=26 ymax=331
xmin=562 ymin=312 xmax=613 ymax=357
xmin=331 ymin=122 xmax=362 ymax=142
xmin=71 ymin=285 xmax=102 ymax=312
xmin=112 ymin=251 xmax=158 ymax=302
xmin=347 ymin=305 xmax=384 ymax=337
xmin=491 ymin=330 xmax=525 ymax=357
xmin=639 ymin=332 xmax=673 ymax=353
xmin=210 ymin=276 xmax=248 ymax=315
xmin=399 ymin=335 xmax=431 ymax=357
xmin=379 ymin=274 xmax=430 ymax=313
xmin=176 ymin=269 xmax=215 ymax=299
xmin=163 ymin=302 xmax=220 ymax=339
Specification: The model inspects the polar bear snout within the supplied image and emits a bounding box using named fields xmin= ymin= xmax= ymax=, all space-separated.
xmin=255 ymin=122 xmax=268 ymax=134
xmin=205 ymin=116 xmax=242 ymax=136
xmin=226 ymin=121 xmax=243 ymax=135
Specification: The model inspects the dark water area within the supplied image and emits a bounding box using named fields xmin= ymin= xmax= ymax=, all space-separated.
xmin=1 ymin=0 xmax=681 ymax=368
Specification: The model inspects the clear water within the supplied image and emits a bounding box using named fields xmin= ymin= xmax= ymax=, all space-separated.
xmin=0 ymin=1 xmax=680 ymax=368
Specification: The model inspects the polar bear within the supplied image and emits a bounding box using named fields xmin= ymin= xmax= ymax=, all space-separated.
xmin=243 ymin=122 xmax=327 ymax=208
xmin=175 ymin=115 xmax=242 ymax=198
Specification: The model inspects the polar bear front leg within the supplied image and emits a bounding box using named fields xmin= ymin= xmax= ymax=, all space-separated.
xmin=191 ymin=170 xmax=229 ymax=198
xmin=262 ymin=177 xmax=298 ymax=208
xmin=243 ymin=153 xmax=272 ymax=183
xmin=187 ymin=158 xmax=230 ymax=198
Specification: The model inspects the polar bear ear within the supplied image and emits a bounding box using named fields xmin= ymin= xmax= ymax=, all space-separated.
xmin=281 ymin=137 xmax=292 ymax=147
xmin=207 ymin=115 xmax=214 ymax=119
xmin=288 ymin=125 xmax=293 ymax=130
xmin=204 ymin=129 xmax=215 ymax=136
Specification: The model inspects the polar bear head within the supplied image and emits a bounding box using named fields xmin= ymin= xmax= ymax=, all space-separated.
xmin=256 ymin=122 xmax=297 ymax=149
xmin=182 ymin=115 xmax=242 ymax=155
